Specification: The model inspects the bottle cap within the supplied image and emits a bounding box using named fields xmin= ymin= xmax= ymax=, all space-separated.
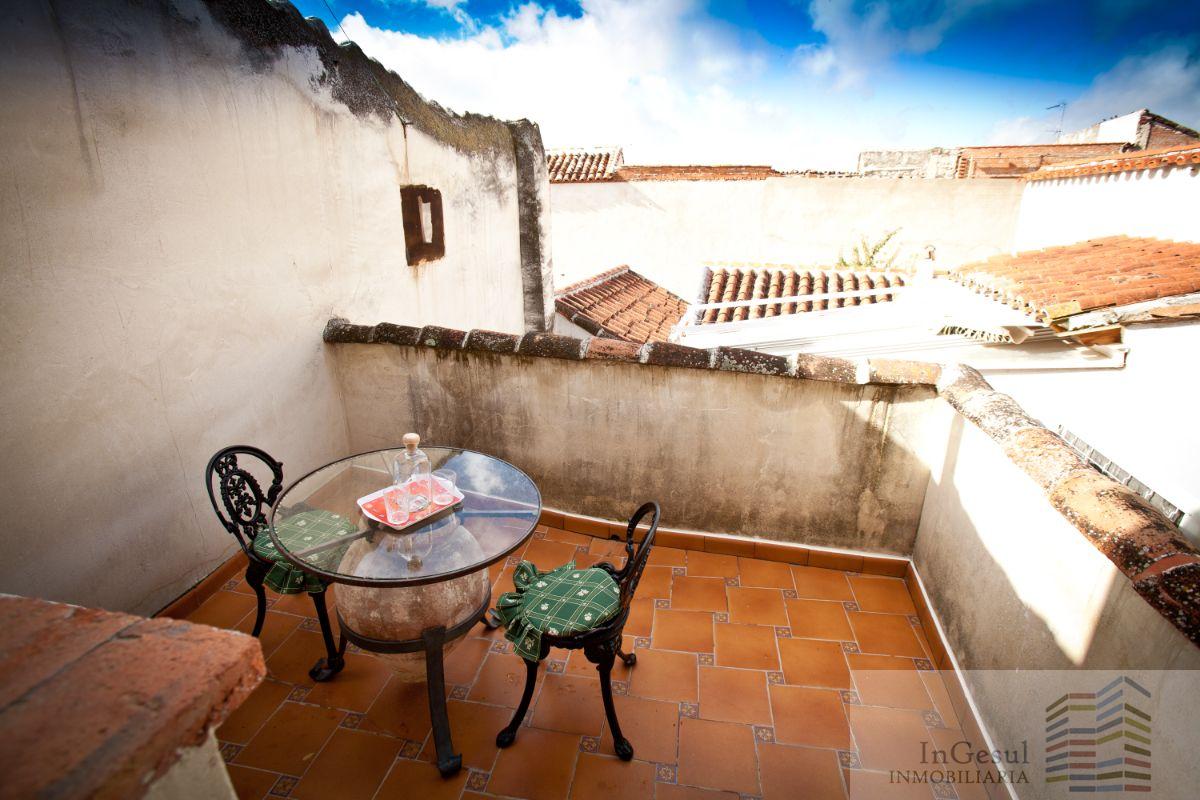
xmin=403 ymin=432 xmax=420 ymax=452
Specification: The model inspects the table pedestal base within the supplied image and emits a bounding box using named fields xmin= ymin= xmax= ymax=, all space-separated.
xmin=336 ymin=594 xmax=491 ymax=777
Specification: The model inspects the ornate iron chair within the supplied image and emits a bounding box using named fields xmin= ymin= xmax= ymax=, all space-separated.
xmin=204 ymin=445 xmax=345 ymax=681
xmin=494 ymin=501 xmax=660 ymax=760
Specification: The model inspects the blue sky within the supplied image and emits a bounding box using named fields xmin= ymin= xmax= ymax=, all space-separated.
xmin=291 ymin=0 xmax=1200 ymax=169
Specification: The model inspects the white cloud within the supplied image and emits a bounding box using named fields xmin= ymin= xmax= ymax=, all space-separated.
xmin=336 ymin=0 xmax=874 ymax=169
xmin=798 ymin=0 xmax=1025 ymax=89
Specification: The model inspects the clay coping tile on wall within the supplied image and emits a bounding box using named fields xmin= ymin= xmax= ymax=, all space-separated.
xmin=950 ymin=236 xmax=1200 ymax=321
xmin=1025 ymin=142 xmax=1200 ymax=181
xmin=0 ymin=597 xmax=264 ymax=799
xmin=325 ymin=317 xmax=1200 ymax=649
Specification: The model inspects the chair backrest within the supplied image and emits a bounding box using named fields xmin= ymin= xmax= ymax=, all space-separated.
xmin=205 ymin=446 xmax=284 ymax=554
xmin=613 ymin=501 xmax=660 ymax=610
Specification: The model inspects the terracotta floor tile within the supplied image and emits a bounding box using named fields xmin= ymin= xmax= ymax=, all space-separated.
xmin=532 ymin=673 xmax=606 ymax=735
xmin=697 ymin=667 xmax=771 ymax=724
xmin=488 ymin=727 xmax=581 ymax=800
xmin=219 ymin=679 xmax=292 ymax=744
xmin=589 ymin=536 xmax=629 ymax=558
xmin=786 ymin=599 xmax=854 ymax=641
xmin=647 ymin=546 xmax=688 ymax=567
xmin=758 ymin=743 xmax=847 ymax=800
xmin=235 ymin=701 xmax=343 ymax=775
xmin=269 ymin=589 xmax=328 ymax=618
xmin=544 ymin=527 xmax=593 ymax=546
xmin=638 ymin=565 xmax=675 ymax=599
xmin=652 ymin=609 xmax=714 ymax=652
xmin=848 ymin=613 xmax=925 ymax=658
xmin=233 ymin=609 xmax=302 ymax=660
xmin=360 ymin=675 xmax=431 ymax=740
xmin=769 ymin=685 xmax=851 ymax=749
xmin=599 ymin=694 xmax=679 ymax=764
xmin=790 ymin=566 xmax=854 ymax=601
xmin=736 ymin=558 xmax=795 ymax=589
xmin=655 ymin=785 xmax=740 ymax=800
xmin=778 ymin=638 xmax=852 ymax=689
xmin=926 ymin=728 xmax=991 ymax=800
xmin=576 ymin=551 xmax=627 ymax=570
xmin=264 ymin=629 xmax=336 ymax=685
xmin=291 ymin=728 xmax=401 ymax=800
xmin=726 ymin=587 xmax=788 ymax=626
xmin=468 ymin=652 xmax=535 ymax=707
xmin=187 ymin=589 xmax=257 ymax=629
xmin=628 ymin=648 xmax=698 ymax=703
xmin=444 ymin=636 xmax=490 ymax=686
xmin=524 ymin=539 xmax=584 ymax=571
xmin=846 ymin=705 xmax=932 ymax=772
xmin=375 ymin=757 xmax=468 ymax=800
xmin=671 ymin=576 xmax=728 ymax=612
xmin=417 ymin=699 xmax=513 ymax=770
xmin=920 ymin=670 xmax=958 ymax=728
xmin=848 ymin=654 xmax=931 ymax=712
xmin=848 ymin=576 xmax=917 ymax=615
xmin=304 ymin=651 xmax=392 ymax=712
xmin=686 ymin=551 xmax=739 ymax=578
xmin=713 ymin=624 xmax=779 ymax=670
xmin=570 ymin=753 xmax=657 ymax=800
xmin=626 ymin=597 xmax=655 ymax=636
xmin=563 ymin=636 xmax=635 ymax=681
xmin=677 ymin=717 xmax=760 ymax=795
xmin=845 ymin=770 xmax=935 ymax=799
xmin=225 ymin=765 xmax=278 ymax=800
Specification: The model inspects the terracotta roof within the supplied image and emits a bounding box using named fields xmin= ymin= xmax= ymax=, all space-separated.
xmin=546 ymin=147 xmax=624 ymax=183
xmin=1025 ymin=142 xmax=1200 ymax=181
xmin=698 ymin=267 xmax=906 ymax=324
xmin=612 ymin=165 xmax=781 ymax=181
xmin=951 ymin=236 xmax=1200 ymax=321
xmin=555 ymin=267 xmax=688 ymax=344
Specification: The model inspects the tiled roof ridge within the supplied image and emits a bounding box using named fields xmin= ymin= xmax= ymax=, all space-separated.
xmin=555 ymin=265 xmax=632 ymax=297
xmin=1026 ymin=142 xmax=1200 ymax=181
xmin=961 ymin=142 xmax=1131 ymax=151
xmin=546 ymin=146 xmax=624 ymax=183
xmin=950 ymin=236 xmax=1200 ymax=321
xmin=700 ymin=266 xmax=907 ymax=323
xmin=324 ymin=318 xmax=1200 ymax=647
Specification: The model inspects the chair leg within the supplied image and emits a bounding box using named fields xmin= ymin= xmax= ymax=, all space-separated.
xmin=616 ymin=645 xmax=636 ymax=667
xmin=496 ymin=658 xmax=540 ymax=747
xmin=243 ymin=561 xmax=269 ymax=638
xmin=308 ymin=589 xmax=345 ymax=682
xmin=599 ymin=653 xmax=633 ymax=760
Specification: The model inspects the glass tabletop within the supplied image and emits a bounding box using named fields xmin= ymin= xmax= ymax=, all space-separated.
xmin=268 ymin=447 xmax=541 ymax=587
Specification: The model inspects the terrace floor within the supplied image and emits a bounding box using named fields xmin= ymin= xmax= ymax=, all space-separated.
xmin=188 ymin=524 xmax=985 ymax=800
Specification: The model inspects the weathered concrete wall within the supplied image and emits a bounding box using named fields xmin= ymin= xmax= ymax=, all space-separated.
xmin=0 ymin=0 xmax=547 ymax=614
xmin=330 ymin=341 xmax=938 ymax=554
xmin=1013 ymin=165 xmax=1200 ymax=249
xmin=549 ymin=176 xmax=1023 ymax=297
xmin=914 ymin=402 xmax=1200 ymax=797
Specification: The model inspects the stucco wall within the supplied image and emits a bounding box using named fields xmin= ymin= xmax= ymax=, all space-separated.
xmin=549 ymin=177 xmax=1023 ymax=297
xmin=914 ymin=402 xmax=1200 ymax=797
xmin=0 ymin=0 xmax=546 ymax=614
xmin=330 ymin=342 xmax=938 ymax=554
xmin=1013 ymin=166 xmax=1200 ymax=250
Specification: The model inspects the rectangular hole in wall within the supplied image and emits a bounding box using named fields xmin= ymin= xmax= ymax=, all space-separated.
xmin=400 ymin=185 xmax=445 ymax=265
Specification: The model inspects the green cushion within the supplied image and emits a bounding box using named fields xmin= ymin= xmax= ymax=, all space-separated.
xmin=495 ymin=560 xmax=622 ymax=661
xmin=252 ymin=510 xmax=357 ymax=594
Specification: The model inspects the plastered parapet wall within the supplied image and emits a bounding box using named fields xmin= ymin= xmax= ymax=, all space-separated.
xmin=324 ymin=318 xmax=1200 ymax=647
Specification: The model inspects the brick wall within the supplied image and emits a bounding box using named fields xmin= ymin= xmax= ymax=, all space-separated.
xmin=956 ymin=143 xmax=1128 ymax=178
xmin=1143 ymin=119 xmax=1200 ymax=150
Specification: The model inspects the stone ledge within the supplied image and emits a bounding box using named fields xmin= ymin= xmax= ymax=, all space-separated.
xmin=323 ymin=318 xmax=939 ymax=388
xmin=0 ymin=595 xmax=264 ymax=799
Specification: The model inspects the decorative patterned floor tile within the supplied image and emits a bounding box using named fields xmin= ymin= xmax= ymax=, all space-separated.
xmin=655 ymin=764 xmax=678 ymax=783
xmin=725 ymin=577 xmax=741 ymax=587
xmin=679 ymin=702 xmax=700 ymax=718
xmin=782 ymin=589 xmax=798 ymax=599
xmin=838 ymin=750 xmax=861 ymax=769
xmin=932 ymin=781 xmax=958 ymax=799
xmin=547 ymin=660 xmax=566 ymax=673
xmin=671 ymin=567 xmax=686 ymax=576
xmin=489 ymin=640 xmax=509 ymax=653
xmin=268 ymin=775 xmax=299 ymax=797
xmin=840 ymin=690 xmax=860 ymax=704
xmin=635 ymin=637 xmax=651 ymax=649
xmin=914 ymin=657 xmax=935 ymax=671
xmin=612 ymin=680 xmax=629 ymax=695
xmin=449 ymin=685 xmax=470 ymax=700
xmin=287 ymin=685 xmax=311 ymax=703
xmin=753 ymin=726 xmax=775 ymax=743
xmin=714 ymin=612 xmax=730 ymax=623
xmin=842 ymin=601 xmax=860 ymax=612
xmin=340 ymin=712 xmax=364 ymax=729
xmin=908 ymin=615 xmax=922 ymax=626
xmin=767 ymin=671 xmax=785 ymax=685
xmin=922 ymin=710 xmax=945 ymax=728
xmin=400 ymin=740 xmax=423 ymax=759
xmin=219 ymin=742 xmax=242 ymax=762
xmin=842 ymin=641 xmax=860 ymax=653
xmin=581 ymin=736 xmax=601 ymax=752
xmin=774 ymin=626 xmax=791 ymax=638
xmin=532 ymin=529 xmax=547 ymax=539
xmin=698 ymin=653 xmax=715 ymax=666
xmin=466 ymin=771 xmax=490 ymax=791
xmin=655 ymin=598 xmax=671 ymax=609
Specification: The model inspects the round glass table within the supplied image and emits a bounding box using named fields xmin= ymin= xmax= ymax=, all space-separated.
xmin=268 ymin=446 xmax=541 ymax=776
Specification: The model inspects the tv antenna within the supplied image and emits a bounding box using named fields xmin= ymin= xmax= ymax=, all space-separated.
xmin=1047 ymin=101 xmax=1068 ymax=141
